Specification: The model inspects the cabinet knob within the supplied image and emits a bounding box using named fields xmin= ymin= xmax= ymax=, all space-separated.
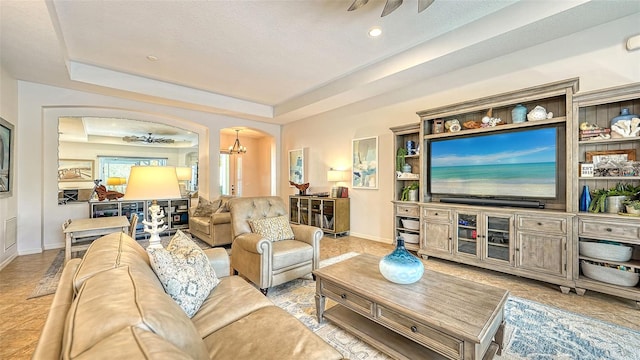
xmin=537 ymin=222 xmax=543 ymax=226
xmin=606 ymin=228 xmax=612 ymax=232
xmin=434 ymin=212 xmax=438 ymax=215
xmin=411 ymin=326 xmax=418 ymax=333
xmin=341 ymin=293 xmax=347 ymax=300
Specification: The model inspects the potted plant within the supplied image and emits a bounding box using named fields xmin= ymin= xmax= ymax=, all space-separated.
xmin=401 ymin=182 xmax=419 ymax=202
xmin=589 ymin=183 xmax=640 ymax=213
xmin=623 ymin=198 xmax=640 ymax=215
xmin=396 ymin=147 xmax=408 ymax=172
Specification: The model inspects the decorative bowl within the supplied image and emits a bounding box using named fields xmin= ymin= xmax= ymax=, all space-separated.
xmin=401 ymin=219 xmax=420 ymax=230
xmin=581 ymin=260 xmax=639 ymax=287
xmin=579 ymin=241 xmax=632 ymax=262
xmin=398 ymin=232 xmax=419 ymax=244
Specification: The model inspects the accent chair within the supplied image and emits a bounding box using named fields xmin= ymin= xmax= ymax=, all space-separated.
xmin=228 ymin=196 xmax=323 ymax=295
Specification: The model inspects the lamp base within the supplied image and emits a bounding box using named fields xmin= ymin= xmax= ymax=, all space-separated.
xmin=144 ymin=201 xmax=168 ymax=249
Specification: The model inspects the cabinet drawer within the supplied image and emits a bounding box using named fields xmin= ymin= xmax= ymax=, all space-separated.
xmin=396 ymin=205 xmax=419 ymax=218
xmin=376 ymin=305 xmax=463 ymax=359
xmin=517 ymin=216 xmax=567 ymax=234
xmin=422 ymin=208 xmax=451 ymax=221
xmin=321 ymin=281 xmax=373 ymax=316
xmin=578 ymin=219 xmax=640 ymax=241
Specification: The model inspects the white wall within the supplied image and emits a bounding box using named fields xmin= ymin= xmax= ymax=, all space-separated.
xmin=281 ymin=14 xmax=640 ymax=244
xmin=0 ymin=65 xmax=18 ymax=269
xmin=17 ymin=82 xmax=280 ymax=254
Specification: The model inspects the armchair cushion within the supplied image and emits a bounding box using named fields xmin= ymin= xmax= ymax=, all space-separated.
xmin=248 ymin=215 xmax=294 ymax=242
xmin=147 ymin=231 xmax=220 ymax=317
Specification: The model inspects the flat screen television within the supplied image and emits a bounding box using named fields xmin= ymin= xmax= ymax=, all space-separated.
xmin=429 ymin=126 xmax=558 ymax=201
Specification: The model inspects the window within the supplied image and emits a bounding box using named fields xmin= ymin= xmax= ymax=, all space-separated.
xmin=98 ymin=156 xmax=167 ymax=192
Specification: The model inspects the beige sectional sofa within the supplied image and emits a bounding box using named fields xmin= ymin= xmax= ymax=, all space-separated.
xmin=33 ymin=232 xmax=344 ymax=359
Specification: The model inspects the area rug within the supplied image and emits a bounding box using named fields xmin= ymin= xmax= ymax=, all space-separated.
xmin=27 ymin=233 xmax=213 ymax=299
xmin=268 ymin=254 xmax=640 ymax=360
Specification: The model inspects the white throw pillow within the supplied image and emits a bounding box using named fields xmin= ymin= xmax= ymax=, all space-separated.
xmin=248 ymin=215 xmax=295 ymax=242
xmin=147 ymin=231 xmax=219 ymax=317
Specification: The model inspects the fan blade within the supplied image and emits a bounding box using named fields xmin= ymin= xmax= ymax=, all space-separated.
xmin=418 ymin=0 xmax=434 ymax=13
xmin=122 ymin=135 xmax=144 ymax=142
xmin=153 ymin=138 xmax=175 ymax=144
xmin=347 ymin=0 xmax=369 ymax=11
xmin=381 ymin=0 xmax=402 ymax=17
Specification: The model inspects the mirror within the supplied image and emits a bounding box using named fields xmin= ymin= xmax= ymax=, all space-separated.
xmin=57 ymin=117 xmax=198 ymax=204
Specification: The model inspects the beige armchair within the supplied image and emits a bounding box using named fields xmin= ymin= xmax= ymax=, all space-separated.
xmin=188 ymin=210 xmax=232 ymax=247
xmin=228 ymin=196 xmax=323 ymax=295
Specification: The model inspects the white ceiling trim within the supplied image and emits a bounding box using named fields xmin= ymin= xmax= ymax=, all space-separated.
xmin=68 ymin=60 xmax=274 ymax=119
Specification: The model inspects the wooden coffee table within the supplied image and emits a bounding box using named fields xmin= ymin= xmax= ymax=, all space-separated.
xmin=313 ymin=254 xmax=509 ymax=360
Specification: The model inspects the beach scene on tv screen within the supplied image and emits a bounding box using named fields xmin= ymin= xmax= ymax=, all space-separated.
xmin=430 ymin=128 xmax=557 ymax=198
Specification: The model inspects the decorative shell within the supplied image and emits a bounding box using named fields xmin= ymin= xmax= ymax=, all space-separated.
xmin=611 ymin=117 xmax=640 ymax=138
xmin=527 ymin=105 xmax=553 ymax=121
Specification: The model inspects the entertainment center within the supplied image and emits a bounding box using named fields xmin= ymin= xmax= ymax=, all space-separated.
xmin=391 ymin=79 xmax=640 ymax=307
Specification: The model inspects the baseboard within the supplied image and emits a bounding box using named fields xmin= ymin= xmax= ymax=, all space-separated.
xmin=44 ymin=243 xmax=65 ymax=251
xmin=18 ymin=247 xmax=44 ymax=256
xmin=348 ymin=232 xmax=393 ymax=245
xmin=0 ymin=253 xmax=17 ymax=271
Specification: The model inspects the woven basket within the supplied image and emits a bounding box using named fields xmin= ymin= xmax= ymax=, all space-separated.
xmin=399 ymin=232 xmax=419 ymax=244
xmin=401 ymin=219 xmax=420 ymax=230
xmin=581 ymin=260 xmax=639 ymax=287
xmin=579 ymin=241 xmax=632 ymax=262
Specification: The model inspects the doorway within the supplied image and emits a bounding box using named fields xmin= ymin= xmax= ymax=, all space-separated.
xmin=219 ymin=153 xmax=243 ymax=196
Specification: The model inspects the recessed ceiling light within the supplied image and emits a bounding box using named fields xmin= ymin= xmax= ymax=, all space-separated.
xmin=368 ymin=26 xmax=382 ymax=38
xmin=146 ymin=55 xmax=159 ymax=61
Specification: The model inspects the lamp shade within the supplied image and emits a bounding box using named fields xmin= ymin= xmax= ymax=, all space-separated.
xmin=175 ymin=166 xmax=192 ymax=181
xmin=122 ymin=166 xmax=181 ymax=200
xmin=327 ymin=169 xmax=347 ymax=182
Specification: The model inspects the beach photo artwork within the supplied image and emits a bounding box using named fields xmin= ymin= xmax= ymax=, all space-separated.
xmin=430 ymin=128 xmax=557 ymax=198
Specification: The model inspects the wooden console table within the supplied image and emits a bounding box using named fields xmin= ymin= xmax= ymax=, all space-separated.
xmin=314 ymin=254 xmax=509 ymax=360
xmin=63 ymin=216 xmax=130 ymax=263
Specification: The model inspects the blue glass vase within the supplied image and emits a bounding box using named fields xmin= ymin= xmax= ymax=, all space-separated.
xmin=379 ymin=238 xmax=424 ymax=284
xmin=579 ymin=185 xmax=591 ymax=212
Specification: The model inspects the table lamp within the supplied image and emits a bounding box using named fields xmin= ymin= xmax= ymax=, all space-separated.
xmin=106 ymin=177 xmax=126 ymax=193
xmin=122 ymin=166 xmax=181 ymax=248
xmin=175 ymin=166 xmax=192 ymax=197
xmin=327 ymin=168 xmax=347 ymax=197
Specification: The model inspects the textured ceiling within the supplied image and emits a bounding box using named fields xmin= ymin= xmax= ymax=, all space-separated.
xmin=2 ymin=1 xmax=639 ymax=125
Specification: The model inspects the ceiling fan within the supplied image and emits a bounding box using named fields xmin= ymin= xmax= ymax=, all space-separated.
xmin=348 ymin=0 xmax=434 ymax=17
xmin=122 ymin=133 xmax=175 ymax=144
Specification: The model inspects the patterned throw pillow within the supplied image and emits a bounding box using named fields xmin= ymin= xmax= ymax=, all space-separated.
xmin=192 ymin=196 xmax=221 ymax=217
xmin=214 ymin=195 xmax=234 ymax=213
xmin=147 ymin=231 xmax=220 ymax=317
xmin=248 ymin=215 xmax=295 ymax=242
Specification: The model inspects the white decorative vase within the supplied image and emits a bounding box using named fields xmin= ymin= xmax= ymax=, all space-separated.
xmin=605 ymin=196 xmax=627 ymax=214
xmin=408 ymin=189 xmax=419 ymax=202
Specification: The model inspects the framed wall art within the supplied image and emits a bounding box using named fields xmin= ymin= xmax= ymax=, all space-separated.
xmin=288 ymin=148 xmax=305 ymax=185
xmin=58 ymin=159 xmax=95 ymax=182
xmin=352 ymin=136 xmax=378 ymax=189
xmin=585 ymin=149 xmax=636 ymax=164
xmin=0 ymin=117 xmax=14 ymax=198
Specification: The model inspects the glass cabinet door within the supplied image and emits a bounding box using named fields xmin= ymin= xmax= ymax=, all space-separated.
xmin=456 ymin=212 xmax=478 ymax=256
xmin=299 ymin=198 xmax=310 ymax=225
xmin=289 ymin=197 xmax=300 ymax=223
xmin=485 ymin=215 xmax=512 ymax=263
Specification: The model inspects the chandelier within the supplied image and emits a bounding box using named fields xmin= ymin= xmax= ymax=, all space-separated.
xmin=228 ymin=129 xmax=247 ymax=154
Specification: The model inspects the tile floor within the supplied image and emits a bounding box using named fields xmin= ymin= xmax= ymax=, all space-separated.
xmin=1 ymin=235 xmax=639 ymax=359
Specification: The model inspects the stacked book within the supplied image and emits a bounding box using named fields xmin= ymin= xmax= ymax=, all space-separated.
xmin=579 ymin=128 xmax=611 ymax=141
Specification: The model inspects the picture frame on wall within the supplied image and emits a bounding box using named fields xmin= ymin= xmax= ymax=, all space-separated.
xmin=0 ymin=117 xmax=14 ymax=198
xmin=58 ymin=159 xmax=95 ymax=182
xmin=352 ymin=136 xmax=378 ymax=189
xmin=585 ymin=149 xmax=636 ymax=164
xmin=288 ymin=148 xmax=305 ymax=185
